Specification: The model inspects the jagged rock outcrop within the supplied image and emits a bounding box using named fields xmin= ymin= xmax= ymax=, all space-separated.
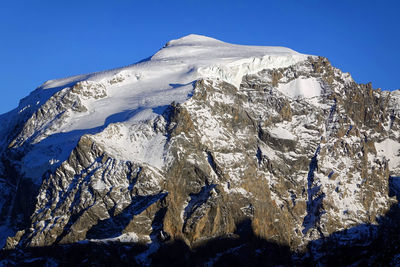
xmin=0 ymin=34 xmax=399 ymax=265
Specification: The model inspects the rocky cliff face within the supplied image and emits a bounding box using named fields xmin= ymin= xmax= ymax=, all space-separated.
xmin=1 ymin=35 xmax=400 ymax=265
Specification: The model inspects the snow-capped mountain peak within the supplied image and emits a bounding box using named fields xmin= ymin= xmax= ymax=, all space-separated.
xmin=1 ymin=35 xmax=400 ymax=266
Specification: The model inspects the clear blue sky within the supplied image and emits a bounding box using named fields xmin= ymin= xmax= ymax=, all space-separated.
xmin=1 ymin=0 xmax=399 ymax=114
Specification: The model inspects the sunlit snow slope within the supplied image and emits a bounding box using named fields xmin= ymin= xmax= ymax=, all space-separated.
xmin=42 ymin=34 xmax=308 ymax=132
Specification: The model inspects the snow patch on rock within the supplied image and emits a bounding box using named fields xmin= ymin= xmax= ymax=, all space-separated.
xmin=277 ymin=77 xmax=322 ymax=99
xmin=376 ymin=139 xmax=400 ymax=171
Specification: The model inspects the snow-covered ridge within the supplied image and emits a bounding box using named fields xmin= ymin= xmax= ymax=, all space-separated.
xmin=153 ymin=34 xmax=309 ymax=88
xmin=18 ymin=34 xmax=311 ymax=134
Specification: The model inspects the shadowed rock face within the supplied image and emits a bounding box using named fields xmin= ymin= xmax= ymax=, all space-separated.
xmin=1 ymin=205 xmax=400 ymax=266
xmin=1 ymin=55 xmax=400 ymax=265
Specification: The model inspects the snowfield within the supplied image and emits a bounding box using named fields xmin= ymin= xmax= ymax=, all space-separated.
xmin=41 ymin=34 xmax=310 ymax=133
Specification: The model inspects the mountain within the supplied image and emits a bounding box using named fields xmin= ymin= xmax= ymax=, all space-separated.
xmin=1 ymin=34 xmax=400 ymax=266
